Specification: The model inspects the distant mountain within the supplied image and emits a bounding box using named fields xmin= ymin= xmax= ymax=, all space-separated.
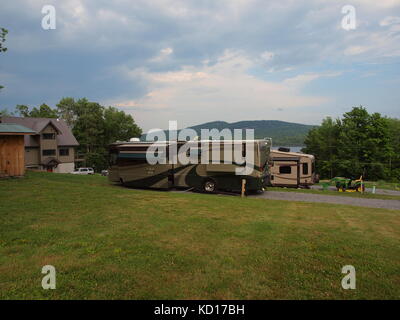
xmin=190 ymin=120 xmax=316 ymax=145
xmin=142 ymin=120 xmax=316 ymax=146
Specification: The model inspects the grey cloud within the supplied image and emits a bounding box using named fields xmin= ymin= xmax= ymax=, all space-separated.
xmin=0 ymin=0 xmax=399 ymax=125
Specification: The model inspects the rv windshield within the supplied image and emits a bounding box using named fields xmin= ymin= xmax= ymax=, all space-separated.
xmin=259 ymin=142 xmax=270 ymax=171
xmin=109 ymin=151 xmax=118 ymax=166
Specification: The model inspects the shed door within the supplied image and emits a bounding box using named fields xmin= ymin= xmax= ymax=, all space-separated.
xmin=0 ymin=136 xmax=25 ymax=177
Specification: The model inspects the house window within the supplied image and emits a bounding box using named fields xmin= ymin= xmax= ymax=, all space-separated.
xmin=42 ymin=149 xmax=56 ymax=156
xmin=59 ymin=148 xmax=69 ymax=156
xmin=303 ymin=163 xmax=309 ymax=175
xmin=279 ymin=165 xmax=292 ymax=174
xmin=42 ymin=133 xmax=55 ymax=139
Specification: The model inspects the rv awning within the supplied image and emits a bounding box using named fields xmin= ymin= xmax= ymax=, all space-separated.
xmin=272 ymin=157 xmax=301 ymax=161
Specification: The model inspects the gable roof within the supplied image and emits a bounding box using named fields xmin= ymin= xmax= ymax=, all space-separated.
xmin=0 ymin=123 xmax=36 ymax=135
xmin=0 ymin=117 xmax=79 ymax=146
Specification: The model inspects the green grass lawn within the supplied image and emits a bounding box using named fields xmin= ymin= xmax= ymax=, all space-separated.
xmin=363 ymin=180 xmax=400 ymax=191
xmin=0 ymin=171 xmax=399 ymax=299
xmin=267 ymin=186 xmax=400 ymax=201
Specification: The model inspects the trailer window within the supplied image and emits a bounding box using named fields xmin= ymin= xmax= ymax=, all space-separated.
xmin=279 ymin=166 xmax=291 ymax=174
xmin=302 ymin=163 xmax=309 ymax=175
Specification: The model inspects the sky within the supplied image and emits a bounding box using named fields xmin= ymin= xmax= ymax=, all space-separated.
xmin=0 ymin=0 xmax=400 ymax=131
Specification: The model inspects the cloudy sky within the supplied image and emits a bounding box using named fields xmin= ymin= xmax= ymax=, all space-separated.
xmin=1 ymin=0 xmax=400 ymax=131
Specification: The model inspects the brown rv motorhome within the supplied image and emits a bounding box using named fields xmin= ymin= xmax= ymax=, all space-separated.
xmin=269 ymin=149 xmax=317 ymax=188
xmin=108 ymin=139 xmax=271 ymax=193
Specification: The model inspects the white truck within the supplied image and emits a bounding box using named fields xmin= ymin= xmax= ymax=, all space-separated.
xmin=71 ymin=167 xmax=95 ymax=175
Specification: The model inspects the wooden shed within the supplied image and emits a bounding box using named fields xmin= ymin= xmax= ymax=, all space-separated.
xmin=0 ymin=123 xmax=36 ymax=177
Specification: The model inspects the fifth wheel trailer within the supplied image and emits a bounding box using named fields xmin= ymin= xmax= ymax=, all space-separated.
xmin=268 ymin=149 xmax=318 ymax=188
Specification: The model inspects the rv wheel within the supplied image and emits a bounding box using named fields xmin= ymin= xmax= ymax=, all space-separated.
xmin=203 ymin=179 xmax=216 ymax=193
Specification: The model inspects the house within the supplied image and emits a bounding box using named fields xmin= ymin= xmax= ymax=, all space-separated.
xmin=0 ymin=117 xmax=79 ymax=173
xmin=0 ymin=123 xmax=36 ymax=177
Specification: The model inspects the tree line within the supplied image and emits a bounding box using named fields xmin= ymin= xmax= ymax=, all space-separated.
xmin=303 ymin=106 xmax=400 ymax=181
xmin=2 ymin=98 xmax=142 ymax=171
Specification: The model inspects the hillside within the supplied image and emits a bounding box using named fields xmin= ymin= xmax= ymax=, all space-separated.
xmin=189 ymin=120 xmax=315 ymax=145
xmin=143 ymin=120 xmax=316 ymax=146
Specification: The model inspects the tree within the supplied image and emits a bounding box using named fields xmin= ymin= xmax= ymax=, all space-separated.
xmin=56 ymin=97 xmax=142 ymax=171
xmin=303 ymin=106 xmax=395 ymax=181
xmin=0 ymin=28 xmax=8 ymax=91
xmin=71 ymin=98 xmax=106 ymax=156
xmin=56 ymin=97 xmax=78 ymax=127
xmin=303 ymin=117 xmax=341 ymax=179
xmin=337 ymin=106 xmax=391 ymax=180
xmin=30 ymin=104 xmax=58 ymax=118
xmin=0 ymin=108 xmax=13 ymax=117
xmin=387 ymin=118 xmax=400 ymax=181
xmin=16 ymin=104 xmax=58 ymax=118
xmin=15 ymin=105 xmax=30 ymax=117
xmin=0 ymin=28 xmax=7 ymax=53
xmin=103 ymin=106 xmax=142 ymax=145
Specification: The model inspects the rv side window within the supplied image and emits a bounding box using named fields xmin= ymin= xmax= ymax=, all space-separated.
xmin=279 ymin=166 xmax=291 ymax=174
xmin=242 ymin=143 xmax=246 ymax=158
xmin=303 ymin=163 xmax=309 ymax=175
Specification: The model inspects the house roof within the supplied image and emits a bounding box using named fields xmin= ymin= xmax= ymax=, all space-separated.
xmin=0 ymin=123 xmax=36 ymax=135
xmin=0 ymin=117 xmax=79 ymax=146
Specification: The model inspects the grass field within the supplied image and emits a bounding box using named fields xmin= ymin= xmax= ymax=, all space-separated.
xmin=267 ymin=187 xmax=400 ymax=201
xmin=0 ymin=172 xmax=399 ymax=299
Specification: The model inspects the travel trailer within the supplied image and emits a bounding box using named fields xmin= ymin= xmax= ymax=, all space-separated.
xmin=108 ymin=139 xmax=271 ymax=193
xmin=268 ymin=149 xmax=317 ymax=188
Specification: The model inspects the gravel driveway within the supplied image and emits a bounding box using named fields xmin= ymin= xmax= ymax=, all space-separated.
xmin=252 ymin=191 xmax=400 ymax=210
xmin=311 ymin=185 xmax=400 ymax=196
